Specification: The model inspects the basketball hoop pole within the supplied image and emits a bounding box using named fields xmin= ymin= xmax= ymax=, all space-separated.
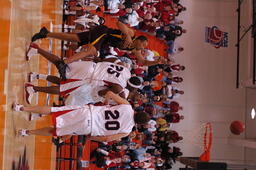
xmin=178 ymin=157 xmax=227 ymax=170
xmin=177 ymin=157 xmax=198 ymax=168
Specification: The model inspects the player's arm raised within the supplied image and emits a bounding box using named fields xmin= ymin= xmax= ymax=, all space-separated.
xmin=117 ymin=21 xmax=135 ymax=48
xmin=64 ymin=44 xmax=97 ymax=64
xmin=104 ymin=90 xmax=129 ymax=105
xmin=98 ymin=83 xmax=123 ymax=97
xmin=116 ymin=21 xmax=134 ymax=38
xmin=89 ymin=133 xmax=129 ymax=142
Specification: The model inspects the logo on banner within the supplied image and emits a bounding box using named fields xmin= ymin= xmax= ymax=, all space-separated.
xmin=205 ymin=26 xmax=228 ymax=48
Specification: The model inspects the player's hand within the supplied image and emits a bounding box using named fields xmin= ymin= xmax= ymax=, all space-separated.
xmin=104 ymin=91 xmax=112 ymax=104
xmin=103 ymin=99 xmax=109 ymax=105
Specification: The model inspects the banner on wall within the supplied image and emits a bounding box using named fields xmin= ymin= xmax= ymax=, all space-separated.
xmin=205 ymin=26 xmax=228 ymax=48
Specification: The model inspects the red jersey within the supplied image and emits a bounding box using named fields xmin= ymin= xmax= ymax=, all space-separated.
xmin=169 ymin=101 xmax=179 ymax=112
xmin=170 ymin=113 xmax=181 ymax=123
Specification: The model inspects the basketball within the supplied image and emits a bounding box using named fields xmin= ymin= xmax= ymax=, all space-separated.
xmin=230 ymin=121 xmax=245 ymax=135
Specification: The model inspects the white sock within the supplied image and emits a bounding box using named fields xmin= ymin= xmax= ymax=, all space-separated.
xmin=38 ymin=74 xmax=48 ymax=80
xmin=97 ymin=148 xmax=109 ymax=155
xmin=106 ymin=160 xmax=111 ymax=165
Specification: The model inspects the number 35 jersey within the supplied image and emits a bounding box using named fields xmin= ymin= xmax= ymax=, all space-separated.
xmin=90 ymin=104 xmax=135 ymax=136
xmin=91 ymin=62 xmax=131 ymax=88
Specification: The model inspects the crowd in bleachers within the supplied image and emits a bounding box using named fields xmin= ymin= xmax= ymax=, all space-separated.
xmin=60 ymin=0 xmax=187 ymax=169
xmin=104 ymin=0 xmax=186 ymax=59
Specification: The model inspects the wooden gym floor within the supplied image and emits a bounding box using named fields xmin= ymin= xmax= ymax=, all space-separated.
xmin=0 ymin=0 xmax=63 ymax=169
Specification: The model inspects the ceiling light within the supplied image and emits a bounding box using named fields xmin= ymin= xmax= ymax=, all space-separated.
xmin=251 ymin=108 xmax=256 ymax=119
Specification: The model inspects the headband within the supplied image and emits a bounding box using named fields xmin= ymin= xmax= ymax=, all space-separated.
xmin=128 ymin=79 xmax=142 ymax=88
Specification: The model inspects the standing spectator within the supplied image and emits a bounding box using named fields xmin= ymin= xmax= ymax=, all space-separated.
xmin=166 ymin=86 xmax=184 ymax=99
xmin=167 ymin=41 xmax=184 ymax=56
xmin=165 ymin=113 xmax=184 ymax=123
xmin=169 ymin=101 xmax=183 ymax=112
xmin=170 ymin=64 xmax=186 ymax=72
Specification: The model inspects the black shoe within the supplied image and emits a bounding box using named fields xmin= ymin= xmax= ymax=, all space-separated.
xmin=90 ymin=149 xmax=98 ymax=160
xmin=52 ymin=137 xmax=64 ymax=147
xmin=96 ymin=7 xmax=101 ymax=12
xmin=31 ymin=27 xmax=49 ymax=42
xmin=55 ymin=60 xmax=68 ymax=80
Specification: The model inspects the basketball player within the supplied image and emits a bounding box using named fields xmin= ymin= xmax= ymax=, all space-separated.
xmin=12 ymin=91 xmax=150 ymax=142
xmin=27 ymin=71 xmax=142 ymax=106
xmin=64 ymin=76 xmax=142 ymax=106
xmin=31 ymin=21 xmax=166 ymax=68
xmin=25 ymin=43 xmax=139 ymax=104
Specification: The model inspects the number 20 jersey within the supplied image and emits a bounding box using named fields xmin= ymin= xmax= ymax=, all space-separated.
xmin=90 ymin=104 xmax=135 ymax=136
xmin=91 ymin=62 xmax=131 ymax=88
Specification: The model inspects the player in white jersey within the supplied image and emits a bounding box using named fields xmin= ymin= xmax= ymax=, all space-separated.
xmin=26 ymin=42 xmax=130 ymax=83
xmin=64 ymin=76 xmax=140 ymax=106
xmin=12 ymin=91 xmax=150 ymax=142
xmin=25 ymin=43 xmax=137 ymax=104
xmin=91 ymin=61 xmax=131 ymax=88
xmin=27 ymin=70 xmax=141 ymax=106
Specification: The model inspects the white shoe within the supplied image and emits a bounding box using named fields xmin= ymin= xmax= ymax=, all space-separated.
xmin=18 ymin=129 xmax=29 ymax=137
xmin=28 ymin=72 xmax=38 ymax=82
xmin=81 ymin=160 xmax=89 ymax=168
xmin=62 ymin=46 xmax=68 ymax=50
xmin=25 ymin=83 xmax=35 ymax=104
xmin=29 ymin=113 xmax=41 ymax=121
xmin=12 ymin=102 xmax=24 ymax=111
xmin=26 ymin=43 xmax=39 ymax=61
xmin=64 ymin=10 xmax=76 ymax=15
xmin=109 ymin=47 xmax=118 ymax=55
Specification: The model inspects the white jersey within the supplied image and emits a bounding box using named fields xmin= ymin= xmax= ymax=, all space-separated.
xmin=52 ymin=105 xmax=92 ymax=136
xmin=90 ymin=104 xmax=135 ymax=136
xmin=62 ymin=61 xmax=131 ymax=102
xmin=64 ymin=81 xmax=106 ymax=105
xmin=64 ymin=61 xmax=130 ymax=87
xmin=127 ymin=11 xmax=140 ymax=27
xmin=91 ymin=62 xmax=131 ymax=88
xmin=66 ymin=61 xmax=96 ymax=80
xmin=123 ymin=88 xmax=129 ymax=99
xmin=64 ymin=82 xmax=130 ymax=106
xmin=108 ymin=0 xmax=121 ymax=14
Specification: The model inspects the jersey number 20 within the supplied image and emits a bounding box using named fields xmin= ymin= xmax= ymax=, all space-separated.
xmin=105 ymin=110 xmax=120 ymax=130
